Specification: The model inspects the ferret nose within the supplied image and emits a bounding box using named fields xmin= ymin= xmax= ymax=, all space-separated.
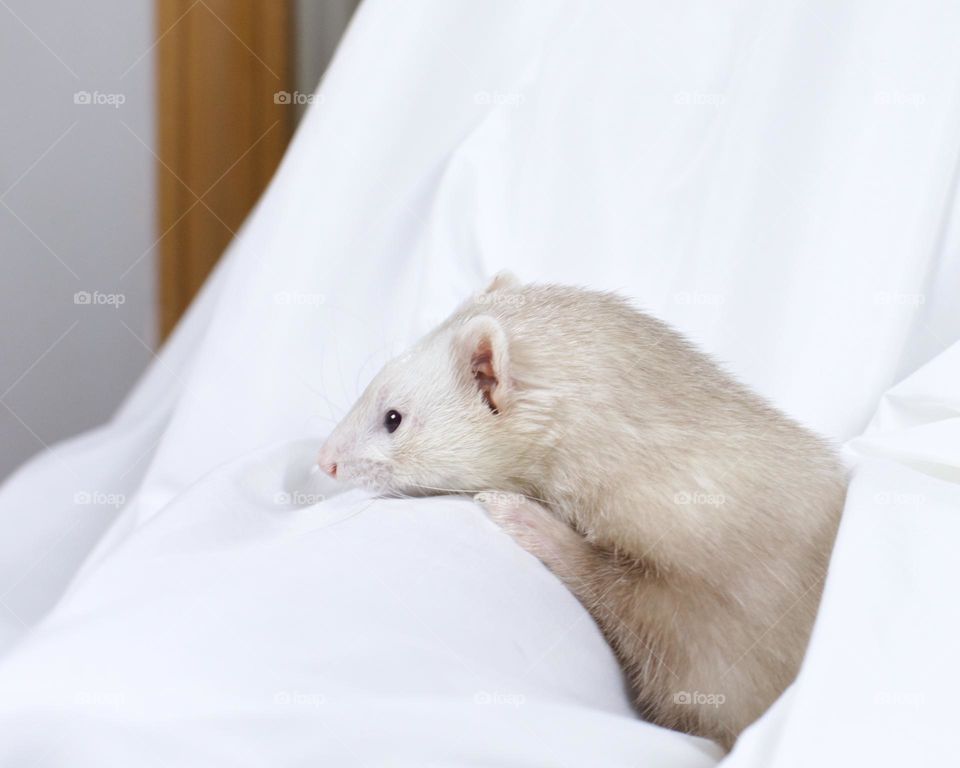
xmin=316 ymin=446 xmax=337 ymax=479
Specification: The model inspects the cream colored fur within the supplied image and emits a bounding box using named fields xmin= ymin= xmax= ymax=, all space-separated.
xmin=318 ymin=274 xmax=846 ymax=749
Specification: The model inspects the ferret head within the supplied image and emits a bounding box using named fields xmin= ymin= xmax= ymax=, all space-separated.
xmin=316 ymin=274 xmax=540 ymax=496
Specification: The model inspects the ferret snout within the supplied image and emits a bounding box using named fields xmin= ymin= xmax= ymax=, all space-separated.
xmin=315 ymin=445 xmax=338 ymax=479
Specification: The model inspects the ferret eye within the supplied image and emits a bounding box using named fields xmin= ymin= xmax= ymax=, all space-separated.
xmin=384 ymin=409 xmax=402 ymax=433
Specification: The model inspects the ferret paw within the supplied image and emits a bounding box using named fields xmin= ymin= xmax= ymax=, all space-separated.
xmin=474 ymin=492 xmax=586 ymax=568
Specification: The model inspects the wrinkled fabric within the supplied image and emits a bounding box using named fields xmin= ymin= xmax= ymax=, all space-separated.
xmin=1 ymin=0 xmax=958 ymax=764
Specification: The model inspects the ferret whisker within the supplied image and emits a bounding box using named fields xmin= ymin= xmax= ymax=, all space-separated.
xmin=400 ymin=482 xmax=554 ymax=506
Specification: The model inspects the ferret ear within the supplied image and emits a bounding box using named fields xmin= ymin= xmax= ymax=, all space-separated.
xmin=482 ymin=270 xmax=521 ymax=295
xmin=455 ymin=315 xmax=510 ymax=414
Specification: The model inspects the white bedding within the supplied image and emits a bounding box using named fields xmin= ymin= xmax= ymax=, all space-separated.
xmin=1 ymin=0 xmax=959 ymax=764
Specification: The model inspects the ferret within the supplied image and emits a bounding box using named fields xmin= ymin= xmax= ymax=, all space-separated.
xmin=316 ymin=273 xmax=846 ymax=750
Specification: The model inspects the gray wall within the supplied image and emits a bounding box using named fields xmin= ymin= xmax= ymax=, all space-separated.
xmin=0 ymin=1 xmax=157 ymax=480
xmin=0 ymin=1 xmax=358 ymax=481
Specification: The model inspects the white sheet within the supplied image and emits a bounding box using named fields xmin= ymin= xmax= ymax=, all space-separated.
xmin=1 ymin=0 xmax=959 ymax=764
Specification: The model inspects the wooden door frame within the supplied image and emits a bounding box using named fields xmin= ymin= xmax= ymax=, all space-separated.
xmin=155 ymin=0 xmax=295 ymax=339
